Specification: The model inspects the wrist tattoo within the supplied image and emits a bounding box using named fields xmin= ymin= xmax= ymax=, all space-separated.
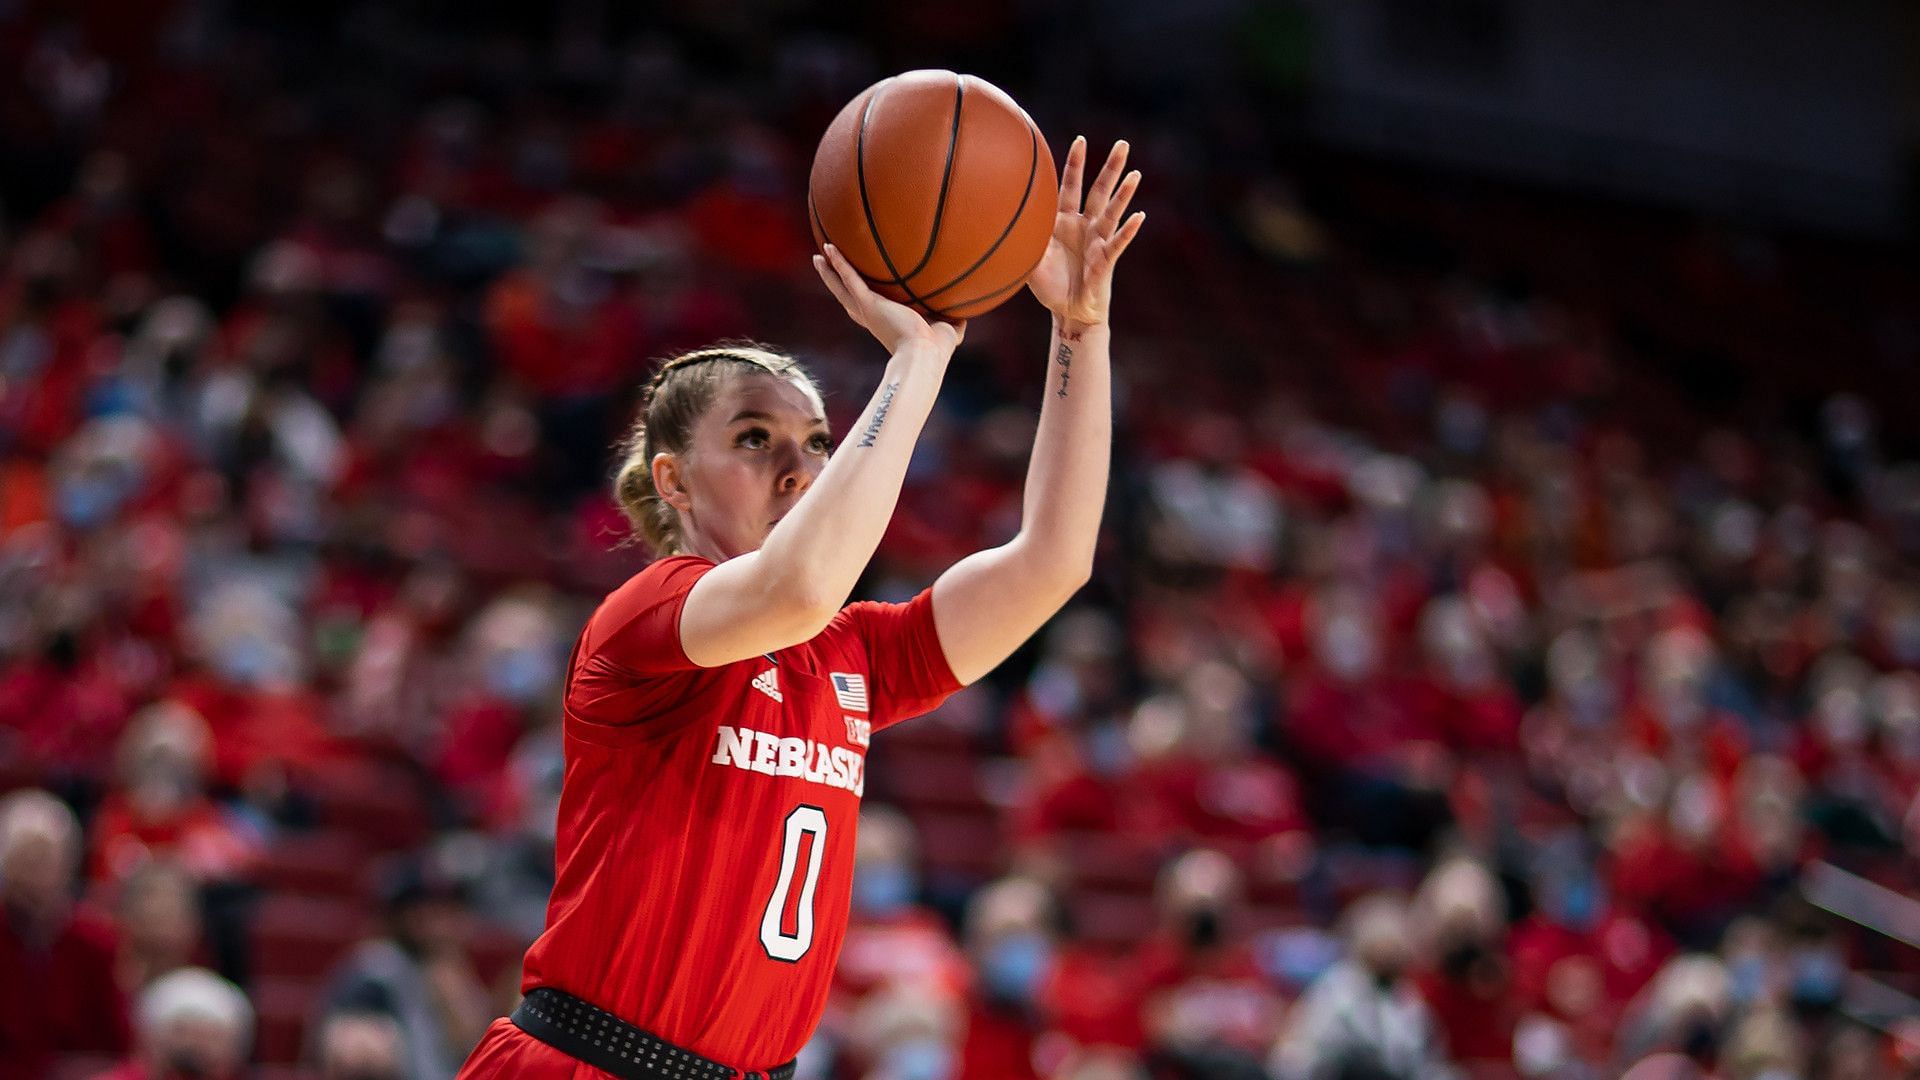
xmin=1054 ymin=342 xmax=1074 ymax=398
xmin=857 ymin=382 xmax=900 ymax=447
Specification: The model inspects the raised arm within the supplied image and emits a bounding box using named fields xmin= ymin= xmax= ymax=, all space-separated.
xmin=932 ymin=137 xmax=1146 ymax=685
xmin=679 ymin=246 xmax=965 ymax=667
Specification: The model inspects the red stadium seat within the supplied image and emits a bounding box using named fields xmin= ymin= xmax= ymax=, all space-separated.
xmin=251 ymin=976 xmax=325 ymax=1065
xmin=47 ymin=1055 xmax=118 ymax=1080
xmin=300 ymin=761 xmax=431 ymax=853
xmin=872 ymin=748 xmax=989 ymax=811
xmin=1071 ymin=887 xmax=1159 ymax=948
xmin=1057 ymin=830 xmax=1166 ymax=895
xmin=905 ymin=807 xmax=1004 ymax=878
xmin=253 ymin=830 xmax=369 ymax=900
xmin=250 ymin=893 xmax=369 ymax=984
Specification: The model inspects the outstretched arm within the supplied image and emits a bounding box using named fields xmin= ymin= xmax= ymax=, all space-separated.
xmin=681 ymin=246 xmax=964 ymax=668
xmin=932 ymin=137 xmax=1145 ymax=685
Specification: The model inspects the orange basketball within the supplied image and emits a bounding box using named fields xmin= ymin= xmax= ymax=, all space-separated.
xmin=808 ymin=70 xmax=1057 ymax=322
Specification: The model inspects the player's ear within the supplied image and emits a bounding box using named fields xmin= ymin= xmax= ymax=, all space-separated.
xmin=652 ymin=451 xmax=692 ymax=513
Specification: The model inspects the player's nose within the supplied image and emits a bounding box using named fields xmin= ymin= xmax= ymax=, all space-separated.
xmin=773 ymin=441 xmax=811 ymax=494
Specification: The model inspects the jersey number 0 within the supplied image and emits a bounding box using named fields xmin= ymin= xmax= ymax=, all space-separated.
xmin=759 ymin=805 xmax=828 ymax=962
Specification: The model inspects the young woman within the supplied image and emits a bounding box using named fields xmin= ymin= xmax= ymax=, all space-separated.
xmin=457 ymin=137 xmax=1144 ymax=1080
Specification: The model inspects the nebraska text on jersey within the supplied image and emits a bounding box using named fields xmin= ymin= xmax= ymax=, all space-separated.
xmin=711 ymin=725 xmax=866 ymax=796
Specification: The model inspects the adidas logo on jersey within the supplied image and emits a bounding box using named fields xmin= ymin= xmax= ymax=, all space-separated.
xmin=751 ymin=668 xmax=782 ymax=703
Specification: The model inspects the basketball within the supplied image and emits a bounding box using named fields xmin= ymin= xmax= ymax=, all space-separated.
xmin=808 ymin=70 xmax=1058 ymax=322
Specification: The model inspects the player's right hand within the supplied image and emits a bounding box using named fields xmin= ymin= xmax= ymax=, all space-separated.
xmin=813 ymin=244 xmax=966 ymax=356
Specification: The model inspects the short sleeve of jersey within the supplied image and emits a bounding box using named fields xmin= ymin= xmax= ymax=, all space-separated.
xmin=567 ymin=556 xmax=717 ymax=744
xmin=836 ymin=587 xmax=963 ymax=731
xmin=584 ymin=555 xmax=714 ymax=674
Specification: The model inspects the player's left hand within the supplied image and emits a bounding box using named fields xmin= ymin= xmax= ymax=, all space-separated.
xmin=1026 ymin=136 xmax=1145 ymax=333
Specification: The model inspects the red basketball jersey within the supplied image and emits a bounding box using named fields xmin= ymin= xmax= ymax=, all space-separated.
xmin=518 ymin=555 xmax=961 ymax=1070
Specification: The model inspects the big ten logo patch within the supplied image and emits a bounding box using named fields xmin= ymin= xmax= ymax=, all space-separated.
xmin=844 ymin=715 xmax=871 ymax=748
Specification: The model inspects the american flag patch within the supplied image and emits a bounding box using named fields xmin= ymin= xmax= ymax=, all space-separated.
xmin=830 ymin=672 xmax=868 ymax=713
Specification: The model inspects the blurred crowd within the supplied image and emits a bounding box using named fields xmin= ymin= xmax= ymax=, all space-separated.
xmin=3 ymin=3 xmax=1919 ymax=1080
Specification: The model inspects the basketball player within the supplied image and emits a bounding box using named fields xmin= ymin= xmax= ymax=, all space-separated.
xmin=455 ymin=137 xmax=1143 ymax=1079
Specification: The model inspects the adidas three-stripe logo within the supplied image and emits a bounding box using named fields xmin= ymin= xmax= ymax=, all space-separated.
xmin=751 ymin=667 xmax=782 ymax=703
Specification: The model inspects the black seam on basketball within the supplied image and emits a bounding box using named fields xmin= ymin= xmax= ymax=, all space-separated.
xmin=914 ymin=119 xmax=1042 ymax=304
xmin=855 ymin=84 xmax=940 ymax=315
xmin=893 ymin=72 xmax=964 ymax=288
xmin=929 ymin=272 xmax=1031 ymax=317
xmin=809 ymin=191 xmax=837 ymax=251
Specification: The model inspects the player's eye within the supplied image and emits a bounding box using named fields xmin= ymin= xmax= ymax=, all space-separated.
xmin=736 ymin=428 xmax=770 ymax=449
xmin=808 ymin=433 xmax=834 ymax=454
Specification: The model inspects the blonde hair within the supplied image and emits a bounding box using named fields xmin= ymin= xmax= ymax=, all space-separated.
xmin=613 ymin=343 xmax=821 ymax=555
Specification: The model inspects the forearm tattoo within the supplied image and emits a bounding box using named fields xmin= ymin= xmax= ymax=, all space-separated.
xmin=857 ymin=382 xmax=900 ymax=448
xmin=1053 ymin=341 xmax=1073 ymax=398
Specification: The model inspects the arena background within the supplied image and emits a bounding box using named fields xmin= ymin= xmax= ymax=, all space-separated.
xmin=3 ymin=1 xmax=1920 ymax=1078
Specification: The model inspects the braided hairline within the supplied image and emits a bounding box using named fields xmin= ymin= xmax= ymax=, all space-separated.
xmin=640 ymin=347 xmax=801 ymax=454
xmin=657 ymin=347 xmax=793 ymax=380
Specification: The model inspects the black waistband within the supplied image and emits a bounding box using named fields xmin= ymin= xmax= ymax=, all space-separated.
xmin=510 ymin=987 xmax=797 ymax=1080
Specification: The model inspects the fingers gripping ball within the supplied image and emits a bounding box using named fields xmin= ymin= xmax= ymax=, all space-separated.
xmin=809 ymin=70 xmax=1058 ymax=322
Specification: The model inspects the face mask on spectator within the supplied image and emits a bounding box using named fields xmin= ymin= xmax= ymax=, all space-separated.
xmin=1436 ymin=397 xmax=1487 ymax=456
xmin=45 ymin=629 xmax=81 ymax=669
xmin=1678 ymin=1014 xmax=1719 ymax=1060
xmin=1369 ymin=964 xmax=1404 ymax=993
xmin=214 ymin=636 xmax=275 ymax=686
xmin=1566 ymin=677 xmax=1615 ymax=728
xmin=1080 ymin=723 xmax=1131 ymax=778
xmin=1183 ymin=906 xmax=1223 ymax=950
xmin=852 ymin=861 xmax=916 ymax=919
xmin=879 ymin=1038 xmax=955 ymax=1080
xmin=1318 ymin=614 xmax=1378 ymax=681
xmin=1440 ymin=939 xmax=1489 ymax=981
xmin=488 ymin=645 xmax=556 ymax=706
xmin=981 ymin=933 xmax=1053 ymax=1005
xmin=1727 ymin=954 xmax=1769 ymax=1005
xmin=1260 ymin=928 xmax=1340 ymax=988
xmin=160 ymin=1050 xmax=218 ymax=1080
xmin=131 ymin=763 xmax=198 ymax=817
xmin=1787 ymin=947 xmax=1844 ymax=1008
xmin=56 ymin=473 xmax=125 ymax=529
xmin=1545 ymin=876 xmax=1601 ymax=931
xmin=1889 ymin=613 xmax=1920 ymax=666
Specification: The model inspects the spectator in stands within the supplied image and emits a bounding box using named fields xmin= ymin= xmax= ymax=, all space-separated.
xmin=1282 ymin=584 xmax=1454 ymax=851
xmin=321 ymin=855 xmax=490 ymax=1080
xmin=957 ymin=877 xmax=1059 ymax=1080
xmin=1411 ymin=856 xmax=1516 ymax=1072
xmin=431 ymin=588 xmax=567 ymax=823
xmin=0 ymin=789 xmax=130 ymax=1076
xmin=313 ymin=1009 xmax=407 ymax=1080
xmin=1011 ymin=610 xmax=1135 ymax=843
xmin=1615 ymin=955 xmax=1730 ymax=1074
xmin=468 ymin=725 xmax=563 ymax=944
xmin=1510 ymin=834 xmax=1673 ymax=1066
xmin=1125 ymin=661 xmax=1309 ymax=855
xmin=115 ymin=859 xmax=205 ymax=991
xmin=92 ymin=967 xmax=253 ymax=1080
xmin=1143 ymin=412 xmax=1284 ymax=575
xmin=1134 ymin=849 xmax=1280 ymax=1079
xmin=89 ymin=701 xmax=259 ymax=888
xmin=837 ymin=808 xmax=969 ymax=1003
xmin=1808 ymin=1022 xmax=1889 ymax=1080
xmin=1717 ymin=1007 xmax=1803 ymax=1080
xmin=846 ymin=982 xmax=961 ymax=1080
xmin=1271 ymin=893 xmax=1455 ymax=1080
